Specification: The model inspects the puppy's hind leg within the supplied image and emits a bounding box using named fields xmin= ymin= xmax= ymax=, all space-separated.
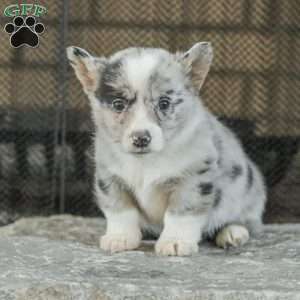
xmin=215 ymin=224 xmax=250 ymax=249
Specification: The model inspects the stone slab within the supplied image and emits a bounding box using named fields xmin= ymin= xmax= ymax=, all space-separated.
xmin=0 ymin=215 xmax=299 ymax=300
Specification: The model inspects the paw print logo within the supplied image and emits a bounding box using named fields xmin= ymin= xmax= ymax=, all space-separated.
xmin=4 ymin=16 xmax=45 ymax=48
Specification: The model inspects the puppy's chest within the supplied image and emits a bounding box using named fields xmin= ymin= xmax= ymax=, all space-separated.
xmin=135 ymin=184 xmax=169 ymax=224
xmin=116 ymin=163 xmax=170 ymax=224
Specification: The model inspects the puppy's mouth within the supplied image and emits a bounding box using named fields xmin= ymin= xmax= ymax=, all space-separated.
xmin=130 ymin=149 xmax=151 ymax=156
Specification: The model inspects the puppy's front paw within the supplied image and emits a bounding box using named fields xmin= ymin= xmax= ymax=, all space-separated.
xmin=216 ymin=225 xmax=249 ymax=249
xmin=100 ymin=232 xmax=141 ymax=253
xmin=155 ymin=239 xmax=199 ymax=256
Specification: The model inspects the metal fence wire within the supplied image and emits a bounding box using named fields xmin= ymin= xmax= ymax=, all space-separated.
xmin=0 ymin=0 xmax=299 ymax=225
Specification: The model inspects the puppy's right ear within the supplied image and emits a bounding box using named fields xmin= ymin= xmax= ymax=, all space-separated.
xmin=66 ymin=46 xmax=106 ymax=94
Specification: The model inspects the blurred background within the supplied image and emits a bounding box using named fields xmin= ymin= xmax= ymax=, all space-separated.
xmin=0 ymin=0 xmax=299 ymax=226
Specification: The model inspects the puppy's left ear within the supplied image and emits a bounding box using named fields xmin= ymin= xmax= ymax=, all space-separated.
xmin=179 ymin=42 xmax=213 ymax=90
xmin=66 ymin=46 xmax=107 ymax=94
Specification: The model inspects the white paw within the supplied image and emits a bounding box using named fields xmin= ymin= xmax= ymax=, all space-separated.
xmin=100 ymin=232 xmax=141 ymax=253
xmin=155 ymin=239 xmax=199 ymax=256
xmin=216 ymin=225 xmax=249 ymax=249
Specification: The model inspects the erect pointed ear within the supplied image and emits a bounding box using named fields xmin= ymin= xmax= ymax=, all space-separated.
xmin=66 ymin=46 xmax=107 ymax=94
xmin=179 ymin=42 xmax=213 ymax=90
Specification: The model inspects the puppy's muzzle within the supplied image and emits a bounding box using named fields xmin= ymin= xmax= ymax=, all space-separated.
xmin=131 ymin=130 xmax=152 ymax=149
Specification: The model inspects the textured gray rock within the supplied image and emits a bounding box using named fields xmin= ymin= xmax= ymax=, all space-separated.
xmin=0 ymin=215 xmax=106 ymax=246
xmin=0 ymin=215 xmax=299 ymax=300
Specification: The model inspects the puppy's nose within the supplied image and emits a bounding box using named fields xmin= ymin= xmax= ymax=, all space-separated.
xmin=131 ymin=130 xmax=152 ymax=148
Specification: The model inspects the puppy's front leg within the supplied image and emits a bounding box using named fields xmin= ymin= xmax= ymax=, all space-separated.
xmin=155 ymin=213 xmax=205 ymax=256
xmin=155 ymin=178 xmax=213 ymax=256
xmin=96 ymin=176 xmax=142 ymax=253
xmin=101 ymin=208 xmax=142 ymax=253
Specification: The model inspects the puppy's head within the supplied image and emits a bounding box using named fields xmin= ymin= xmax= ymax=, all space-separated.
xmin=67 ymin=42 xmax=213 ymax=156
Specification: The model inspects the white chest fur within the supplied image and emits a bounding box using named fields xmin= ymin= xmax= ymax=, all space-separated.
xmin=108 ymin=156 xmax=171 ymax=224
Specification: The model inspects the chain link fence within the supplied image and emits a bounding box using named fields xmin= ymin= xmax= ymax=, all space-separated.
xmin=0 ymin=0 xmax=299 ymax=225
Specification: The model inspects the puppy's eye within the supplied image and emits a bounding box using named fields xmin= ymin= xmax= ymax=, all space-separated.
xmin=158 ymin=97 xmax=170 ymax=111
xmin=112 ymin=99 xmax=126 ymax=112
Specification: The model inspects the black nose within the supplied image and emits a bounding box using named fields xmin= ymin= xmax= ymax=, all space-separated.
xmin=131 ymin=130 xmax=152 ymax=148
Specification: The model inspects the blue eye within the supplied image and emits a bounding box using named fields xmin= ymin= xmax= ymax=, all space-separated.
xmin=159 ymin=97 xmax=170 ymax=110
xmin=112 ymin=98 xmax=126 ymax=112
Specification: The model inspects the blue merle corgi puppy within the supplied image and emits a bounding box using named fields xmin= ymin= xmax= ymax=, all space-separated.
xmin=67 ymin=42 xmax=266 ymax=256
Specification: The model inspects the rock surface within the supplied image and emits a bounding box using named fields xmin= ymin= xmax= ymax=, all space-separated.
xmin=0 ymin=215 xmax=299 ymax=300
